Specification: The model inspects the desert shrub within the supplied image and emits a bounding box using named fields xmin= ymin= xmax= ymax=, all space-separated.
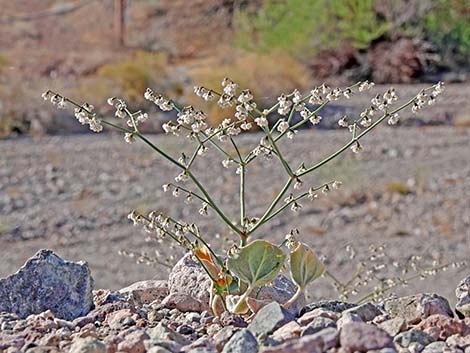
xmin=43 ymin=75 xmax=451 ymax=313
xmin=97 ymin=51 xmax=174 ymax=102
xmin=420 ymin=0 xmax=470 ymax=68
xmin=235 ymin=0 xmax=389 ymax=57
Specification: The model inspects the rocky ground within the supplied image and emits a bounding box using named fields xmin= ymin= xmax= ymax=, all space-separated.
xmin=0 ymin=249 xmax=469 ymax=353
xmin=0 ymin=124 xmax=469 ymax=303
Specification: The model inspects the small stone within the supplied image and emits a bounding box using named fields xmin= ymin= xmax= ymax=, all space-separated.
xmin=0 ymin=250 xmax=94 ymax=320
xmin=119 ymin=280 xmax=169 ymax=305
xmin=219 ymin=312 xmax=247 ymax=328
xmin=416 ymin=314 xmax=470 ymax=340
xmin=116 ymin=330 xmax=149 ymax=353
xmin=421 ymin=341 xmax=448 ymax=353
xmin=213 ymin=326 xmax=239 ymax=352
xmin=301 ymin=317 xmax=336 ymax=336
xmin=308 ymin=327 xmax=339 ymax=350
xmin=161 ymin=293 xmax=203 ymax=313
xmin=394 ymin=329 xmax=435 ymax=348
xmin=69 ymin=337 xmax=106 ymax=353
xmin=300 ymin=300 xmax=356 ymax=316
xmin=340 ymin=322 xmax=394 ymax=353
xmin=259 ymin=334 xmax=325 ymax=353
xmin=176 ymin=324 xmax=194 ymax=335
xmin=343 ymin=303 xmax=383 ymax=322
xmin=144 ymin=339 xmax=182 ymax=353
xmin=147 ymin=347 xmax=172 ymax=353
xmin=221 ymin=329 xmax=258 ymax=353
xmin=106 ymin=309 xmax=138 ymax=330
xmin=185 ymin=312 xmax=201 ymax=324
xmin=378 ymin=317 xmax=407 ymax=336
xmin=271 ymin=321 xmax=302 ymax=342
xmin=248 ymin=302 xmax=295 ymax=337
xmin=298 ymin=308 xmax=339 ymax=326
xmin=146 ymin=322 xmax=190 ymax=346
xmin=383 ymin=294 xmax=453 ymax=325
xmin=456 ymin=276 xmax=470 ymax=319
xmin=447 ymin=334 xmax=470 ymax=349
xmin=336 ymin=312 xmax=363 ymax=330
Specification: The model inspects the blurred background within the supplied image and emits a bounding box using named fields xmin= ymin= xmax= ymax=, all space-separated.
xmin=0 ymin=0 xmax=469 ymax=136
xmin=0 ymin=0 xmax=469 ymax=302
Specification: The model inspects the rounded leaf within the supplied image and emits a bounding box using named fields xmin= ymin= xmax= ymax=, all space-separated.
xmin=290 ymin=242 xmax=325 ymax=289
xmin=227 ymin=239 xmax=286 ymax=288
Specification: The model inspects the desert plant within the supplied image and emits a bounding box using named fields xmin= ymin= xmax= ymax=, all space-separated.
xmin=42 ymin=77 xmax=445 ymax=314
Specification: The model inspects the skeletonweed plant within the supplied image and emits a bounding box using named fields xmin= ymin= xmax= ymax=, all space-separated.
xmin=42 ymin=78 xmax=444 ymax=315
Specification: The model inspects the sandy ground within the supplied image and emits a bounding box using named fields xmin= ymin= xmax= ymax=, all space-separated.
xmin=0 ymin=125 xmax=469 ymax=305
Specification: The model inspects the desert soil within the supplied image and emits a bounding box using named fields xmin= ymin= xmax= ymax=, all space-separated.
xmin=0 ymin=124 xmax=469 ymax=304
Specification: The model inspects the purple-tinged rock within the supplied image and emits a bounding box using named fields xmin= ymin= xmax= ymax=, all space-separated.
xmin=340 ymin=322 xmax=394 ymax=352
xmin=0 ymin=249 xmax=94 ymax=320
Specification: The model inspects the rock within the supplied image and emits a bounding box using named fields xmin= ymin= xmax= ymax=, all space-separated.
xmin=456 ymin=276 xmax=470 ymax=319
xmin=146 ymin=322 xmax=190 ymax=346
xmin=298 ymin=308 xmax=339 ymax=326
xmin=378 ymin=317 xmax=406 ymax=336
xmin=144 ymin=339 xmax=182 ymax=353
xmin=116 ymin=330 xmax=149 ymax=353
xmin=259 ymin=334 xmax=325 ymax=353
xmin=119 ymin=280 xmax=169 ymax=305
xmin=221 ymin=329 xmax=258 ymax=353
xmin=416 ymin=314 xmax=470 ymax=340
xmin=271 ymin=321 xmax=302 ymax=342
xmin=307 ymin=327 xmax=339 ymax=350
xmin=421 ymin=341 xmax=449 ymax=353
xmin=73 ymin=301 xmax=131 ymax=328
xmin=161 ymin=293 xmax=203 ymax=313
xmin=219 ymin=312 xmax=247 ymax=328
xmin=300 ymin=300 xmax=356 ymax=316
xmin=301 ymin=317 xmax=336 ymax=336
xmin=336 ymin=312 xmax=363 ymax=330
xmin=447 ymin=334 xmax=470 ymax=349
xmin=340 ymin=322 xmax=394 ymax=352
xmin=343 ymin=303 xmax=383 ymax=322
xmin=147 ymin=347 xmax=172 ymax=353
xmin=213 ymin=326 xmax=239 ymax=352
xmin=394 ymin=328 xmax=435 ymax=348
xmin=383 ymin=294 xmax=453 ymax=325
xmin=248 ymin=302 xmax=295 ymax=337
xmin=0 ymin=249 xmax=94 ymax=320
xmin=106 ymin=309 xmax=139 ymax=330
xmin=69 ymin=337 xmax=106 ymax=353
xmin=255 ymin=274 xmax=306 ymax=313
xmin=168 ymin=253 xmax=213 ymax=312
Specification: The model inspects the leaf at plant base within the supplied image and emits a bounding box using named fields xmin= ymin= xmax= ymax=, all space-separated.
xmin=290 ymin=242 xmax=325 ymax=289
xmin=227 ymin=239 xmax=286 ymax=289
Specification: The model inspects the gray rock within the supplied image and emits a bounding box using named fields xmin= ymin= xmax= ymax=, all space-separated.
xmin=456 ymin=276 xmax=470 ymax=319
xmin=340 ymin=322 xmax=394 ymax=353
xmin=421 ymin=342 xmax=448 ymax=353
xmin=300 ymin=300 xmax=356 ymax=316
xmin=162 ymin=293 xmax=203 ymax=313
xmin=343 ymin=302 xmax=383 ymax=322
xmin=221 ymin=329 xmax=258 ymax=353
xmin=394 ymin=329 xmax=435 ymax=348
xmin=378 ymin=316 xmax=406 ymax=336
xmin=446 ymin=334 xmax=470 ymax=349
xmin=255 ymin=274 xmax=306 ymax=313
xmin=168 ymin=253 xmax=212 ymax=312
xmin=301 ymin=317 xmax=336 ymax=336
xmin=258 ymin=334 xmax=325 ymax=353
xmin=336 ymin=312 xmax=363 ymax=330
xmin=248 ymin=302 xmax=295 ymax=337
xmin=146 ymin=322 xmax=191 ymax=346
xmin=0 ymin=249 xmax=94 ymax=320
xmin=119 ymin=280 xmax=168 ymax=305
xmin=383 ymin=294 xmax=453 ymax=325
xmin=69 ymin=337 xmax=106 ymax=353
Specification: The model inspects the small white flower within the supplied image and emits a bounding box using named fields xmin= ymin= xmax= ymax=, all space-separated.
xmin=309 ymin=115 xmax=322 ymax=125
xmin=89 ymin=117 xmax=103 ymax=133
xmin=338 ymin=116 xmax=348 ymax=127
xmin=255 ymin=116 xmax=268 ymax=128
xmin=332 ymin=181 xmax=342 ymax=189
xmin=222 ymin=159 xmax=234 ymax=168
xmin=387 ymin=113 xmax=400 ymax=125
xmin=162 ymin=184 xmax=171 ymax=192
xmin=277 ymin=120 xmax=289 ymax=133
xmin=351 ymin=141 xmax=362 ymax=153
xmin=124 ymin=132 xmax=135 ymax=143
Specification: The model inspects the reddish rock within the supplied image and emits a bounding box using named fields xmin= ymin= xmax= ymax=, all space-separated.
xmin=340 ymin=322 xmax=394 ymax=353
xmin=116 ymin=330 xmax=149 ymax=353
xmin=417 ymin=314 xmax=470 ymax=340
xmin=106 ymin=309 xmax=139 ymax=330
xmin=259 ymin=333 xmax=325 ymax=353
xmin=271 ymin=321 xmax=302 ymax=342
xmin=298 ymin=308 xmax=339 ymax=326
xmin=161 ymin=293 xmax=203 ymax=313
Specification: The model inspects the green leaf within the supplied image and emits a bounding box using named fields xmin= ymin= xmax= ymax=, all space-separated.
xmin=227 ymin=239 xmax=286 ymax=289
xmin=290 ymin=242 xmax=325 ymax=289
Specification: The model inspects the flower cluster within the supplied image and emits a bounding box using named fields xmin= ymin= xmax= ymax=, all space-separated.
xmin=144 ymin=88 xmax=174 ymax=111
